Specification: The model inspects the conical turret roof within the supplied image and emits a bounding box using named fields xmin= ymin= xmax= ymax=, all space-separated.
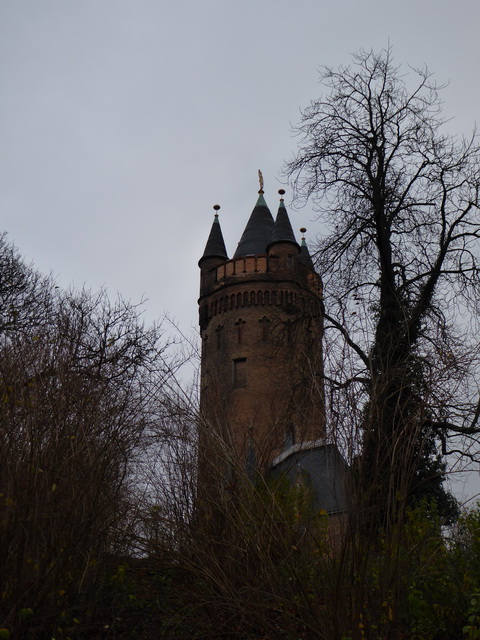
xmin=199 ymin=211 xmax=228 ymax=265
xmin=298 ymin=235 xmax=315 ymax=270
xmin=268 ymin=197 xmax=300 ymax=251
xmin=233 ymin=193 xmax=274 ymax=258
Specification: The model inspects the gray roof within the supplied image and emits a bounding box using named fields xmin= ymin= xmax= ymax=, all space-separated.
xmin=271 ymin=442 xmax=347 ymax=514
xmin=200 ymin=192 xmax=317 ymax=273
xmin=233 ymin=194 xmax=274 ymax=258
xmin=298 ymin=237 xmax=315 ymax=270
xmin=199 ymin=214 xmax=228 ymax=264
xmin=268 ymin=199 xmax=300 ymax=251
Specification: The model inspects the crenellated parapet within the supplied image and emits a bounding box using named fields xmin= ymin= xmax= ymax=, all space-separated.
xmin=218 ymin=255 xmax=268 ymax=277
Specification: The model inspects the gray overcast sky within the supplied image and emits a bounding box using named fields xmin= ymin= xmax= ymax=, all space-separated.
xmin=2 ymin=1 xmax=480 ymax=500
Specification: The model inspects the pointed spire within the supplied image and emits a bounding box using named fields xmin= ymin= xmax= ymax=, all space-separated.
xmin=298 ymin=227 xmax=315 ymax=270
xmin=268 ymin=190 xmax=300 ymax=251
xmin=233 ymin=182 xmax=274 ymax=258
xmin=199 ymin=205 xmax=229 ymax=266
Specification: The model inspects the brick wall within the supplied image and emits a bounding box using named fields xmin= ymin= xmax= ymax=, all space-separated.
xmin=199 ymin=245 xmax=325 ymax=476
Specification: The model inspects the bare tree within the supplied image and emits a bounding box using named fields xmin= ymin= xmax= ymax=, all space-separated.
xmin=0 ymin=234 xmax=179 ymax=635
xmin=285 ymin=47 xmax=480 ymax=529
xmin=0 ymin=232 xmax=54 ymax=336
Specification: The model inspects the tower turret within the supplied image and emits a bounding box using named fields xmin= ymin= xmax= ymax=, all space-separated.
xmin=267 ymin=189 xmax=301 ymax=274
xmin=233 ymin=192 xmax=274 ymax=258
xmin=268 ymin=190 xmax=299 ymax=250
xmin=298 ymin=227 xmax=315 ymax=270
xmin=199 ymin=205 xmax=229 ymax=296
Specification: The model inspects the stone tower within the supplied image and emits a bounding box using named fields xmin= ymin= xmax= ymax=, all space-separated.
xmin=198 ymin=184 xmax=327 ymax=485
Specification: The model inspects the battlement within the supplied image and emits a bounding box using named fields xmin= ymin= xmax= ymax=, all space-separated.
xmin=206 ymin=252 xmax=322 ymax=296
xmin=216 ymin=255 xmax=268 ymax=279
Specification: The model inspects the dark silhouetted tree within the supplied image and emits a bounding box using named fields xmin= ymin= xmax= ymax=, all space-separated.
xmin=286 ymin=47 xmax=480 ymax=529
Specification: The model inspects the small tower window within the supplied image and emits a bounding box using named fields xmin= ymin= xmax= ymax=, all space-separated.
xmin=215 ymin=324 xmax=224 ymax=350
xmin=235 ymin=318 xmax=246 ymax=344
xmin=259 ymin=316 xmax=270 ymax=342
xmin=285 ymin=319 xmax=294 ymax=343
xmin=233 ymin=358 xmax=247 ymax=388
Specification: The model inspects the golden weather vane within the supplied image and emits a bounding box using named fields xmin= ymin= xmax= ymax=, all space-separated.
xmin=258 ymin=169 xmax=264 ymax=194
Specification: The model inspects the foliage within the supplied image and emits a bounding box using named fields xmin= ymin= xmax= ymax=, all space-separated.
xmin=145 ymin=477 xmax=480 ymax=640
xmin=464 ymin=593 xmax=480 ymax=639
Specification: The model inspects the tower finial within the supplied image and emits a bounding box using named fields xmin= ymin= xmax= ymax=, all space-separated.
xmin=258 ymin=169 xmax=264 ymax=194
xmin=213 ymin=204 xmax=220 ymax=216
xmin=278 ymin=188 xmax=285 ymax=201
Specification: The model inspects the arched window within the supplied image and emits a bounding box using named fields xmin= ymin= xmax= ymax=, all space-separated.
xmin=235 ymin=318 xmax=246 ymax=344
xmin=215 ymin=324 xmax=224 ymax=350
xmin=233 ymin=357 xmax=247 ymax=388
xmin=259 ymin=316 xmax=270 ymax=342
